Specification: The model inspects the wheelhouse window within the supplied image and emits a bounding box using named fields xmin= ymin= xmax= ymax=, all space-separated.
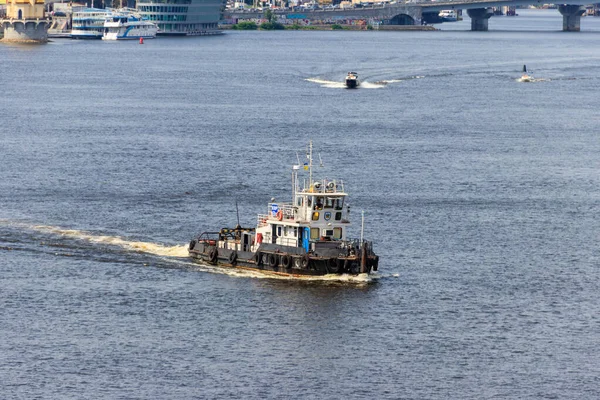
xmin=325 ymin=197 xmax=336 ymax=208
xmin=315 ymin=197 xmax=324 ymax=210
xmin=333 ymin=228 xmax=342 ymax=239
xmin=310 ymin=228 xmax=320 ymax=240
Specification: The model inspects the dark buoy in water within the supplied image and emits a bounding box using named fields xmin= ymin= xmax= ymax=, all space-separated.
xmin=523 ymin=64 xmax=527 ymax=73
xmin=139 ymin=37 xmax=144 ymax=44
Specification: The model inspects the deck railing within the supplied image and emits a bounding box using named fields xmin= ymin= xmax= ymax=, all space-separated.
xmin=267 ymin=203 xmax=295 ymax=221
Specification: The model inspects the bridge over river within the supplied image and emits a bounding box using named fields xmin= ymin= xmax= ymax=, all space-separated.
xmin=226 ymin=0 xmax=594 ymax=31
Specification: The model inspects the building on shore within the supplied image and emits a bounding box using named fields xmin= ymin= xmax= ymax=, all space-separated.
xmin=1 ymin=0 xmax=50 ymax=42
xmin=137 ymin=0 xmax=225 ymax=35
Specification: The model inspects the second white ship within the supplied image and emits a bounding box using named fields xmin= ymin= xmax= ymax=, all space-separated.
xmin=102 ymin=8 xmax=158 ymax=40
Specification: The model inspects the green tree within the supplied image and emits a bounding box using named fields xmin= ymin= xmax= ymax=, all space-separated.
xmin=233 ymin=21 xmax=259 ymax=30
xmin=264 ymin=9 xmax=275 ymax=23
xmin=260 ymin=21 xmax=285 ymax=30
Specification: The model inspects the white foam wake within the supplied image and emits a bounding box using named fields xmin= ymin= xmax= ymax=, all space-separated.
xmin=35 ymin=225 xmax=189 ymax=257
xmin=1 ymin=221 xmax=188 ymax=257
xmin=305 ymin=77 xmax=347 ymax=88
xmin=305 ymin=77 xmax=386 ymax=89
xmin=516 ymin=77 xmax=549 ymax=83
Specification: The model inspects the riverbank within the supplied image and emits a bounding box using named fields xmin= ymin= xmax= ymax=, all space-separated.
xmin=220 ymin=24 xmax=436 ymax=31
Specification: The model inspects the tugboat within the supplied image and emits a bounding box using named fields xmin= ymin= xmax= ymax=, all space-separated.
xmin=188 ymin=142 xmax=379 ymax=277
xmin=345 ymin=72 xmax=359 ymax=89
xmin=520 ymin=65 xmax=532 ymax=82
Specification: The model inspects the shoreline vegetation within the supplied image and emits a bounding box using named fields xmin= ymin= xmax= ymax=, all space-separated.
xmin=226 ymin=9 xmax=435 ymax=31
xmin=224 ymin=23 xmax=436 ymax=31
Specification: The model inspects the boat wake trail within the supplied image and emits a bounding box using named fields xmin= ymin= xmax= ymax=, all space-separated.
xmin=306 ymin=75 xmax=424 ymax=88
xmin=1 ymin=220 xmax=188 ymax=257
xmin=305 ymin=77 xmax=385 ymax=89
xmin=516 ymin=77 xmax=549 ymax=83
xmin=34 ymin=225 xmax=189 ymax=257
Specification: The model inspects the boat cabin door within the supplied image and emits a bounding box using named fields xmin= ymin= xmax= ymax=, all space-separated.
xmin=242 ymin=233 xmax=251 ymax=252
xmin=302 ymin=227 xmax=310 ymax=252
xmin=271 ymin=224 xmax=277 ymax=244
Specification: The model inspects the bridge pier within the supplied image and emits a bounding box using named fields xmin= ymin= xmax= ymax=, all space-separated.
xmin=558 ymin=5 xmax=585 ymax=31
xmin=467 ymin=8 xmax=494 ymax=31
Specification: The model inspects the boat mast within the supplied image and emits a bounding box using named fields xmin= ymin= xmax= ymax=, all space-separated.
xmin=360 ymin=210 xmax=364 ymax=243
xmin=292 ymin=165 xmax=299 ymax=204
xmin=308 ymin=140 xmax=313 ymax=187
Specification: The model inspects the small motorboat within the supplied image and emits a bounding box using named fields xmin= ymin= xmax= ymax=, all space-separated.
xmin=439 ymin=10 xmax=458 ymax=22
xmin=520 ymin=64 xmax=532 ymax=82
xmin=345 ymin=72 xmax=359 ymax=89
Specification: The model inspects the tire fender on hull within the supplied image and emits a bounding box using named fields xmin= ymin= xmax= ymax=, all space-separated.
xmin=301 ymin=255 xmax=310 ymax=270
xmin=268 ymin=254 xmax=278 ymax=268
xmin=327 ymin=258 xmax=339 ymax=273
xmin=208 ymin=247 xmax=218 ymax=263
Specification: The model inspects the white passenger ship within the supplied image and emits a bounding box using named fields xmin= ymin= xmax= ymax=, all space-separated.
xmin=102 ymin=8 xmax=158 ymax=40
xmin=71 ymin=7 xmax=110 ymax=39
xmin=189 ymin=142 xmax=379 ymax=277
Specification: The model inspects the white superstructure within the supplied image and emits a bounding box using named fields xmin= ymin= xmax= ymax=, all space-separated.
xmin=71 ymin=7 xmax=110 ymax=39
xmin=439 ymin=10 xmax=458 ymax=21
xmin=252 ymin=141 xmax=351 ymax=252
xmin=102 ymin=8 xmax=158 ymax=40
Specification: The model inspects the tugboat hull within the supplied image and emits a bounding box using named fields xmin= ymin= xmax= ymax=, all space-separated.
xmin=189 ymin=239 xmax=378 ymax=277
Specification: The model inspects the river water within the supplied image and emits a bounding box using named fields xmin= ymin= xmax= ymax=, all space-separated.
xmin=1 ymin=9 xmax=600 ymax=399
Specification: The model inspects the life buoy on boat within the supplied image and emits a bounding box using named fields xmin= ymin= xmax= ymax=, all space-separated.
xmin=268 ymin=254 xmax=278 ymax=268
xmin=276 ymin=210 xmax=283 ymax=221
xmin=281 ymin=254 xmax=291 ymax=269
xmin=301 ymin=255 xmax=310 ymax=269
xmin=229 ymin=251 xmax=238 ymax=264
xmin=328 ymin=258 xmax=338 ymax=273
xmin=256 ymin=233 xmax=263 ymax=244
xmin=208 ymin=247 xmax=218 ymax=263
